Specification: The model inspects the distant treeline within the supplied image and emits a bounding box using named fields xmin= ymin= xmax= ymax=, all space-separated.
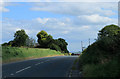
xmin=2 ymin=30 xmax=69 ymax=53
xmin=79 ymin=24 xmax=120 ymax=77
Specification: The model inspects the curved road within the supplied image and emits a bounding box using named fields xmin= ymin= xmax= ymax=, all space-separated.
xmin=2 ymin=56 xmax=78 ymax=77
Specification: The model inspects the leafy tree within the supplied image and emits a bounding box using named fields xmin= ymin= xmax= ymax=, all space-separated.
xmin=98 ymin=24 xmax=120 ymax=40
xmin=2 ymin=42 xmax=8 ymax=46
xmin=8 ymin=41 xmax=14 ymax=46
xmin=37 ymin=30 xmax=69 ymax=53
xmin=37 ymin=30 xmax=53 ymax=48
xmin=2 ymin=41 xmax=14 ymax=46
xmin=48 ymin=43 xmax=61 ymax=51
xmin=97 ymin=24 xmax=120 ymax=53
xmin=53 ymin=38 xmax=69 ymax=53
xmin=12 ymin=29 xmax=28 ymax=47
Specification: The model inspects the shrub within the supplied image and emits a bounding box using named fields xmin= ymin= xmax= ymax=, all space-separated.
xmin=48 ymin=43 xmax=61 ymax=51
xmin=83 ymin=58 xmax=119 ymax=77
xmin=78 ymin=24 xmax=120 ymax=77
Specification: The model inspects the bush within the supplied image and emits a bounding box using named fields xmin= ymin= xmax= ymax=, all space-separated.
xmin=83 ymin=58 xmax=119 ymax=77
xmin=78 ymin=24 xmax=120 ymax=77
xmin=48 ymin=43 xmax=61 ymax=51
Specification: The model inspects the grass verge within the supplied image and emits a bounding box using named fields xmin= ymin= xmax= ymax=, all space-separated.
xmin=82 ymin=58 xmax=119 ymax=77
xmin=2 ymin=46 xmax=64 ymax=63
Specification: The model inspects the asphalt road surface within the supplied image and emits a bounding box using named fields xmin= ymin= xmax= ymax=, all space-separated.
xmin=2 ymin=56 xmax=78 ymax=77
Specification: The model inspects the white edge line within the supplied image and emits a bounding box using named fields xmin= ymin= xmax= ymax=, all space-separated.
xmin=16 ymin=66 xmax=31 ymax=73
xmin=35 ymin=63 xmax=41 ymax=65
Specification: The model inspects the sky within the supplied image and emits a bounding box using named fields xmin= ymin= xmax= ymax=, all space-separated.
xmin=1 ymin=1 xmax=119 ymax=52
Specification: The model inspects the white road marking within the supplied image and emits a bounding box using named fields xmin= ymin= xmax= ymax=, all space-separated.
xmin=35 ymin=59 xmax=51 ymax=66
xmin=10 ymin=73 xmax=14 ymax=75
xmin=35 ymin=63 xmax=41 ymax=65
xmin=35 ymin=60 xmax=50 ymax=66
xmin=16 ymin=66 xmax=31 ymax=73
xmin=41 ymin=62 xmax=44 ymax=63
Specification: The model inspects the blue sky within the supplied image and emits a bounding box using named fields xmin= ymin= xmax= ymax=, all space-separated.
xmin=1 ymin=2 xmax=118 ymax=52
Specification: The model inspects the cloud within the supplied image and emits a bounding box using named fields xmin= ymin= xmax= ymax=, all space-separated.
xmin=0 ymin=2 xmax=10 ymax=12
xmin=62 ymin=31 xmax=69 ymax=34
xmin=3 ymin=0 xmax=119 ymax=2
xmin=0 ymin=2 xmax=20 ymax=12
xmin=78 ymin=14 xmax=117 ymax=24
xmin=35 ymin=18 xmax=49 ymax=24
xmin=30 ymin=2 xmax=117 ymax=16
xmin=0 ymin=7 xmax=9 ymax=12
xmin=2 ymin=14 xmax=117 ymax=41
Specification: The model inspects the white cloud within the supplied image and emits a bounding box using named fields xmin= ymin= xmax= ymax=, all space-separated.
xmin=78 ymin=14 xmax=117 ymax=24
xmin=15 ymin=28 xmax=21 ymax=31
xmin=0 ymin=2 xmax=10 ymax=12
xmin=0 ymin=2 xmax=20 ymax=12
xmin=62 ymin=31 xmax=69 ymax=34
xmin=30 ymin=2 xmax=117 ymax=16
xmin=36 ymin=18 xmax=49 ymax=24
xmin=0 ymin=7 xmax=9 ymax=12
xmin=3 ymin=0 xmax=119 ymax=2
xmin=79 ymin=26 xmax=90 ymax=30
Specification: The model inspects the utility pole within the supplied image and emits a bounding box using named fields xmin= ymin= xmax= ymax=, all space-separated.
xmin=89 ymin=38 xmax=90 ymax=46
xmin=81 ymin=41 xmax=83 ymax=52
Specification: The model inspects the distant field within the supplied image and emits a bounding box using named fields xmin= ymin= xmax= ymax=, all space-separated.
xmin=2 ymin=46 xmax=64 ymax=63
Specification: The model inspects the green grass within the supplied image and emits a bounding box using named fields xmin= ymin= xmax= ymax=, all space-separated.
xmin=2 ymin=46 xmax=64 ymax=63
xmin=82 ymin=58 xmax=119 ymax=77
xmin=78 ymin=42 xmax=120 ymax=77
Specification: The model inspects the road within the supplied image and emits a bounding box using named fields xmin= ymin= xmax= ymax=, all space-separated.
xmin=2 ymin=56 xmax=78 ymax=77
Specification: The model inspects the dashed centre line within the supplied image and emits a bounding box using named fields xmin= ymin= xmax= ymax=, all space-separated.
xmin=5 ymin=59 xmax=56 ymax=77
xmin=35 ymin=60 xmax=51 ymax=66
xmin=35 ymin=63 xmax=41 ymax=65
xmin=9 ymin=60 xmax=52 ymax=76
xmin=16 ymin=66 xmax=31 ymax=73
xmin=10 ymin=73 xmax=14 ymax=76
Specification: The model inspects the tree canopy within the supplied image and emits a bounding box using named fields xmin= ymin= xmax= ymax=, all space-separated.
xmin=37 ymin=30 xmax=69 ymax=53
xmin=12 ymin=29 xmax=28 ymax=47
xmin=37 ymin=30 xmax=53 ymax=48
xmin=2 ymin=29 xmax=69 ymax=53
xmin=98 ymin=24 xmax=120 ymax=40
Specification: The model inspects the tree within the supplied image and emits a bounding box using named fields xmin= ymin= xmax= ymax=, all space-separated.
xmin=26 ymin=37 xmax=36 ymax=48
xmin=36 ymin=30 xmax=69 ymax=53
xmin=2 ymin=42 xmax=8 ymax=46
xmin=98 ymin=24 xmax=120 ymax=40
xmin=53 ymin=38 xmax=69 ymax=53
xmin=12 ymin=29 xmax=28 ymax=47
xmin=48 ymin=43 xmax=61 ymax=51
xmin=97 ymin=24 xmax=120 ymax=54
xmin=37 ymin=30 xmax=53 ymax=48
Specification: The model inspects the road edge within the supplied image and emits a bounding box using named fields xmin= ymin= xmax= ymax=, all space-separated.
xmin=2 ymin=55 xmax=65 ymax=65
xmin=68 ymin=58 xmax=82 ymax=77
